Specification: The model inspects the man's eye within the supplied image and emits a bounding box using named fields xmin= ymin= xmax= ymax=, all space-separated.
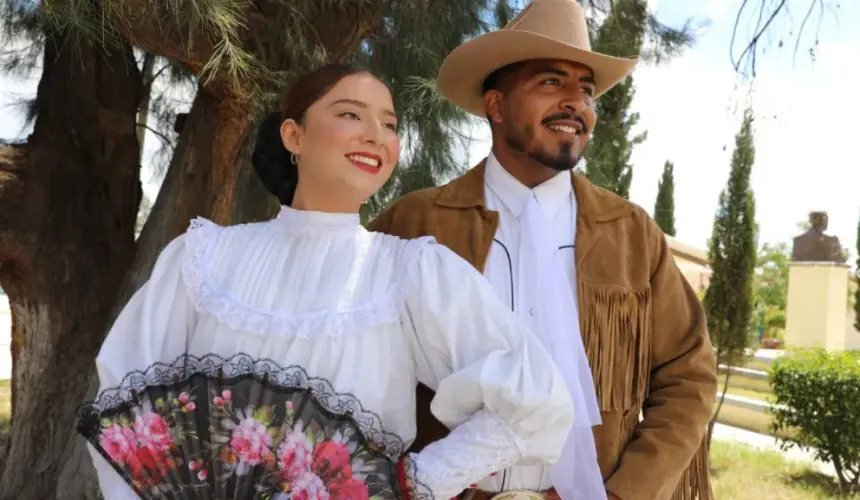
xmin=542 ymin=78 xmax=560 ymax=85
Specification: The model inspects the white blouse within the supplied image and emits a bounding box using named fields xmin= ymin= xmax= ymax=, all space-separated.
xmin=88 ymin=206 xmax=574 ymax=500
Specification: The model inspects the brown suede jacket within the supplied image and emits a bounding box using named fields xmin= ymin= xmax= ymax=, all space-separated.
xmin=368 ymin=161 xmax=717 ymax=500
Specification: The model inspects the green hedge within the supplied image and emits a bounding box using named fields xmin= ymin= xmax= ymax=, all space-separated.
xmin=769 ymin=348 xmax=860 ymax=493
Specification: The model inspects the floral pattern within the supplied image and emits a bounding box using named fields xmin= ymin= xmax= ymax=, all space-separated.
xmin=81 ymin=372 xmax=405 ymax=499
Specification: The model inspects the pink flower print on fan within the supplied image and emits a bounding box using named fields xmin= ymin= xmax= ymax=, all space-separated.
xmin=134 ymin=410 xmax=174 ymax=452
xmin=312 ymin=441 xmax=351 ymax=482
xmin=99 ymin=423 xmax=138 ymax=464
xmin=127 ymin=445 xmax=173 ymax=489
xmin=290 ymin=470 xmax=330 ymax=500
xmin=229 ymin=414 xmax=273 ymax=473
xmin=277 ymin=424 xmax=314 ymax=479
xmin=329 ymin=478 xmax=370 ymax=500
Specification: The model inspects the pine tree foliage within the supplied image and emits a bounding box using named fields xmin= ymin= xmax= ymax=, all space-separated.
xmin=653 ymin=160 xmax=676 ymax=236
xmin=582 ymin=0 xmax=692 ymax=198
xmin=3 ymin=0 xmax=516 ymax=221
xmin=704 ymin=107 xmax=758 ymax=370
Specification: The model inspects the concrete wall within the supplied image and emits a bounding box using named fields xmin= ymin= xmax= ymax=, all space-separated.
xmin=666 ymin=235 xmax=711 ymax=293
xmin=846 ymin=277 xmax=860 ymax=351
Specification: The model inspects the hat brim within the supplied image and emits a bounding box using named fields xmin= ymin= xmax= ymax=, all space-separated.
xmin=437 ymin=29 xmax=639 ymax=117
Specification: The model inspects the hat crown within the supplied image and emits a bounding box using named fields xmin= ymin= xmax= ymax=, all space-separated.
xmin=504 ymin=0 xmax=592 ymax=52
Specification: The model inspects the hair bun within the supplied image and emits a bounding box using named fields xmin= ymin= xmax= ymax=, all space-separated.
xmin=251 ymin=112 xmax=297 ymax=205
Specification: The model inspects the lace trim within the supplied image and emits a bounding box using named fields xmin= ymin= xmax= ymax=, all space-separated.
xmin=77 ymin=352 xmax=406 ymax=458
xmin=179 ymin=217 xmax=435 ymax=338
xmin=402 ymin=454 xmax=436 ymax=500
xmin=410 ymin=410 xmax=525 ymax=500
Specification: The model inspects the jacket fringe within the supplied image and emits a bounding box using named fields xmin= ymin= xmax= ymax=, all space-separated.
xmin=669 ymin=437 xmax=714 ymax=500
xmin=578 ymin=282 xmax=652 ymax=411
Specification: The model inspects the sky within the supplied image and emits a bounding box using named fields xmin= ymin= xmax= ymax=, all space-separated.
xmin=1 ymin=0 xmax=858 ymax=256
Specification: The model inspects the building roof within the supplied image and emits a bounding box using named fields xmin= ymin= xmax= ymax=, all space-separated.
xmin=665 ymin=235 xmax=709 ymax=266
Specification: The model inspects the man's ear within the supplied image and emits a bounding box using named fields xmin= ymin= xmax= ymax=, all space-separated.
xmin=280 ymin=119 xmax=302 ymax=155
xmin=483 ymin=91 xmax=504 ymax=125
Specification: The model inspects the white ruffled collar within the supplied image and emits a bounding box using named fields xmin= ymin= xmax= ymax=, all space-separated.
xmin=276 ymin=205 xmax=360 ymax=232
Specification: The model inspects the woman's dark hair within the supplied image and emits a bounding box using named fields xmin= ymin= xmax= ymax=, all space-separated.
xmin=251 ymin=63 xmax=372 ymax=206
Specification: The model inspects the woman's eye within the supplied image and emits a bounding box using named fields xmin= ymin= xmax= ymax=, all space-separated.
xmin=340 ymin=112 xmax=359 ymax=119
xmin=385 ymin=123 xmax=397 ymax=131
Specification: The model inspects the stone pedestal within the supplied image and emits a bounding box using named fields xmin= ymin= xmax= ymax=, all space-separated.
xmin=785 ymin=261 xmax=850 ymax=351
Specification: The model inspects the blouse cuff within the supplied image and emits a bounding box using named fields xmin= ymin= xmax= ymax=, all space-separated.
xmin=409 ymin=410 xmax=526 ymax=500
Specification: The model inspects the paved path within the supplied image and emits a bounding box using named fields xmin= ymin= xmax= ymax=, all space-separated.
xmin=712 ymin=423 xmax=836 ymax=477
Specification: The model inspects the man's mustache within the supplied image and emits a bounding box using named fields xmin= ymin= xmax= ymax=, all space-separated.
xmin=541 ymin=113 xmax=589 ymax=134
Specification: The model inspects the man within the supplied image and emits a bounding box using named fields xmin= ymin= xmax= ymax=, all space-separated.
xmin=370 ymin=0 xmax=717 ymax=499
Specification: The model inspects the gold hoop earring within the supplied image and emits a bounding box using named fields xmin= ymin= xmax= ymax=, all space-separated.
xmin=290 ymin=152 xmax=298 ymax=165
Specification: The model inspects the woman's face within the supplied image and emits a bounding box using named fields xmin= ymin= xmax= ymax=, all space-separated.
xmin=281 ymin=73 xmax=400 ymax=206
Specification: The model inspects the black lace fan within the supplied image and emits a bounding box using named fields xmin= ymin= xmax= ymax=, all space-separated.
xmin=77 ymin=353 xmax=417 ymax=500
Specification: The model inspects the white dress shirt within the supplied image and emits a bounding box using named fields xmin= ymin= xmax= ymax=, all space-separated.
xmin=476 ymin=153 xmax=580 ymax=492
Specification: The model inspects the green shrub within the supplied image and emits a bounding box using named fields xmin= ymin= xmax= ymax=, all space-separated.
xmin=769 ymin=348 xmax=860 ymax=493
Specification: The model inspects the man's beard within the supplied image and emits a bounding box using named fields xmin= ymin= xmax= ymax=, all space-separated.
xmin=505 ymin=122 xmax=581 ymax=172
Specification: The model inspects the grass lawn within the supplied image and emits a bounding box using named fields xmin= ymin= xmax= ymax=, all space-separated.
xmin=714 ymin=403 xmax=796 ymax=440
xmin=718 ymin=371 xmax=772 ymax=394
xmin=745 ymin=358 xmax=774 ymax=373
xmin=723 ymin=384 xmax=772 ymax=402
xmin=711 ymin=440 xmax=857 ymax=499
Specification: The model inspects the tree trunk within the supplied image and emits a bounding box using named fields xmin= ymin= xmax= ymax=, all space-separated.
xmin=54 ymin=86 xmax=263 ymax=498
xmin=707 ymin=354 xmax=730 ymax=448
xmin=0 ymin=30 xmax=143 ymax=499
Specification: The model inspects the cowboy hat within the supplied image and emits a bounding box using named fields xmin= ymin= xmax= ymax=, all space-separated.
xmin=437 ymin=0 xmax=639 ymax=117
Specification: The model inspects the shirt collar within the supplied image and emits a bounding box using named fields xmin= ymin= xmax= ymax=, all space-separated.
xmin=485 ymin=152 xmax=574 ymax=220
xmin=276 ymin=205 xmax=360 ymax=232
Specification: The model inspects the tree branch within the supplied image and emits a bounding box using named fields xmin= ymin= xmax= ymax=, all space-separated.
xmin=731 ymin=0 xmax=828 ymax=77
xmin=138 ymin=123 xmax=175 ymax=150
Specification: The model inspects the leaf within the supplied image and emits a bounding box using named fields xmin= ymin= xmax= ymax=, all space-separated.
xmin=253 ymin=406 xmax=273 ymax=426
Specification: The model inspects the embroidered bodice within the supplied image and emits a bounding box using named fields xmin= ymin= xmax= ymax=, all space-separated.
xmin=88 ymin=206 xmax=575 ymax=500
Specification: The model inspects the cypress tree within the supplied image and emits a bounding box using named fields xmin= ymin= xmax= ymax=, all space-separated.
xmin=654 ymin=160 xmax=676 ymax=236
xmin=703 ymin=107 xmax=758 ymax=445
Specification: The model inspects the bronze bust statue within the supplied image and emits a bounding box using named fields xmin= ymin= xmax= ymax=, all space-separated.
xmin=791 ymin=211 xmax=847 ymax=263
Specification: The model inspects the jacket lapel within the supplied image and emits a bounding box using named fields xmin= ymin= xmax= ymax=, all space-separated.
xmin=572 ymin=174 xmax=634 ymax=279
xmin=433 ymin=160 xmax=499 ymax=272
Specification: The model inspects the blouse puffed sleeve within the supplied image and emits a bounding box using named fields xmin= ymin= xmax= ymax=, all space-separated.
xmin=88 ymin=234 xmax=197 ymax=500
xmin=401 ymin=241 xmax=574 ymax=500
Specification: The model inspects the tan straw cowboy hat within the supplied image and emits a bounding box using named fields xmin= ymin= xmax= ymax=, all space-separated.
xmin=437 ymin=0 xmax=639 ymax=117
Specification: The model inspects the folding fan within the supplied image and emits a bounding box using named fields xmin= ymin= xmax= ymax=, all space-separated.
xmin=77 ymin=353 xmax=420 ymax=500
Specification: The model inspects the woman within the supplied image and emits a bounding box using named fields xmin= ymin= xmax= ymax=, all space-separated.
xmin=87 ymin=64 xmax=574 ymax=500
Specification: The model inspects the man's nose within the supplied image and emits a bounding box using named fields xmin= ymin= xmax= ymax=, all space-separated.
xmin=560 ymin=94 xmax=588 ymax=113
